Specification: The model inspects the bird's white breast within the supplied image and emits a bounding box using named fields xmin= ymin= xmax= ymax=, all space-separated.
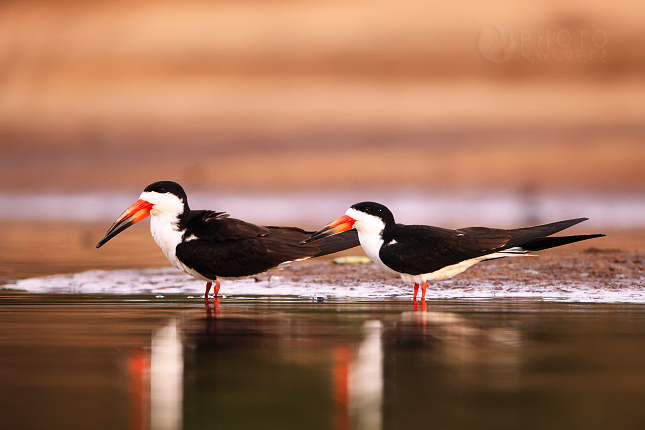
xmin=150 ymin=217 xmax=212 ymax=281
xmin=139 ymin=190 xmax=213 ymax=282
xmin=356 ymin=230 xmax=399 ymax=275
xmin=149 ymin=213 xmax=184 ymax=270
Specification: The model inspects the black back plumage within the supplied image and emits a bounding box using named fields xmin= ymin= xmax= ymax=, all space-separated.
xmin=379 ymin=217 xmax=604 ymax=276
xmin=175 ymin=210 xmax=359 ymax=279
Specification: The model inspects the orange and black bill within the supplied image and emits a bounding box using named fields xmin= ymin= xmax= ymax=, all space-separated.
xmin=302 ymin=215 xmax=356 ymax=244
xmin=96 ymin=199 xmax=154 ymax=248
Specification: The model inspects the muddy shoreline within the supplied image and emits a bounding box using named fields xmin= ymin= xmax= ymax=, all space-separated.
xmin=1 ymin=221 xmax=642 ymax=291
xmin=270 ymin=248 xmax=645 ymax=292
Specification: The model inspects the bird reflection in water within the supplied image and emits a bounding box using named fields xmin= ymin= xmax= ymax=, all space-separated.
xmin=126 ymin=301 xmax=523 ymax=430
xmin=333 ymin=321 xmax=384 ymax=430
xmin=128 ymin=320 xmax=184 ymax=430
xmin=150 ymin=320 xmax=184 ymax=430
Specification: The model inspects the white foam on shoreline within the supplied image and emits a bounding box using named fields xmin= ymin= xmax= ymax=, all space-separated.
xmin=7 ymin=267 xmax=645 ymax=304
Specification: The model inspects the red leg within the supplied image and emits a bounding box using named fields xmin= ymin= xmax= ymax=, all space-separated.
xmin=205 ymin=282 xmax=212 ymax=297
xmin=413 ymin=283 xmax=419 ymax=301
xmin=213 ymin=280 xmax=221 ymax=297
xmin=421 ymin=281 xmax=427 ymax=301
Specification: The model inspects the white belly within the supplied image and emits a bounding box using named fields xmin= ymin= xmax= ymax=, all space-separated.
xmin=399 ymin=258 xmax=484 ymax=283
xmin=399 ymin=250 xmax=527 ymax=284
xmin=357 ymin=231 xmax=398 ymax=275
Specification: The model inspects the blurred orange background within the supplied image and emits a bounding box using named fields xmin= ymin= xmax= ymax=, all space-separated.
xmin=1 ymin=0 xmax=643 ymax=194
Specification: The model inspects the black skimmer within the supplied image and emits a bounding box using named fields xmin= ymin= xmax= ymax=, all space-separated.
xmin=96 ymin=181 xmax=359 ymax=297
xmin=304 ymin=202 xmax=605 ymax=301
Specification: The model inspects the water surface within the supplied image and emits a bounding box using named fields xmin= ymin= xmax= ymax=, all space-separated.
xmin=2 ymin=292 xmax=645 ymax=430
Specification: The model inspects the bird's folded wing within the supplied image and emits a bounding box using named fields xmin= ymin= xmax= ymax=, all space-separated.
xmin=176 ymin=236 xmax=295 ymax=278
xmin=175 ymin=225 xmax=349 ymax=279
xmin=379 ymin=225 xmax=512 ymax=275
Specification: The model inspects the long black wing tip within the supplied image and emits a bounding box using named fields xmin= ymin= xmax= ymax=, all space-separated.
xmin=521 ymin=233 xmax=605 ymax=252
xmin=312 ymin=230 xmax=360 ymax=257
xmin=567 ymin=217 xmax=589 ymax=225
xmin=543 ymin=217 xmax=589 ymax=230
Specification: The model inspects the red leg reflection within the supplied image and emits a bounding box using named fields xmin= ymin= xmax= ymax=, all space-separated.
xmin=205 ymin=297 xmax=221 ymax=318
xmin=413 ymin=297 xmax=428 ymax=313
xmin=332 ymin=345 xmax=351 ymax=430
xmin=128 ymin=349 xmax=150 ymax=430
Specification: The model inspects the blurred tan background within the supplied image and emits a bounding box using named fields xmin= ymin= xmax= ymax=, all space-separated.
xmin=1 ymin=0 xmax=644 ymax=280
xmin=1 ymin=0 xmax=643 ymax=193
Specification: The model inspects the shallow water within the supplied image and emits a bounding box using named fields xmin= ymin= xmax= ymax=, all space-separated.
xmin=3 ymin=291 xmax=645 ymax=430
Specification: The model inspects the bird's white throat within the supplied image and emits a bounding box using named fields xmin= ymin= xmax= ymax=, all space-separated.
xmin=140 ymin=191 xmax=185 ymax=218
xmin=345 ymin=207 xmax=395 ymax=274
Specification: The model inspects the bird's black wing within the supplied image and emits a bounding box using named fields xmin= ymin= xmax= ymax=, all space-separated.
xmin=312 ymin=230 xmax=360 ymax=257
xmin=178 ymin=210 xmax=270 ymax=242
xmin=175 ymin=215 xmax=359 ymax=279
xmin=379 ymin=224 xmax=512 ymax=275
xmin=175 ymin=235 xmax=292 ymax=279
xmin=263 ymin=227 xmax=359 ymax=257
xmin=503 ymin=218 xmax=605 ymax=251
xmin=380 ymin=218 xmax=601 ymax=276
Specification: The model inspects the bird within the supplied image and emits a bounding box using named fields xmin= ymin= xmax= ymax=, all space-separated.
xmin=303 ymin=201 xmax=605 ymax=301
xmin=96 ymin=181 xmax=359 ymax=297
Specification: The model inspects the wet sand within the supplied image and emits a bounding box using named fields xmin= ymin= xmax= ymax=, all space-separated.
xmin=280 ymin=247 xmax=645 ymax=293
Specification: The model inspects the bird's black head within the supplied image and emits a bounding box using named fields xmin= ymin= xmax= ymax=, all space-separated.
xmin=143 ymin=181 xmax=188 ymax=206
xmin=350 ymin=201 xmax=395 ymax=225
xmin=302 ymin=201 xmax=394 ymax=244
